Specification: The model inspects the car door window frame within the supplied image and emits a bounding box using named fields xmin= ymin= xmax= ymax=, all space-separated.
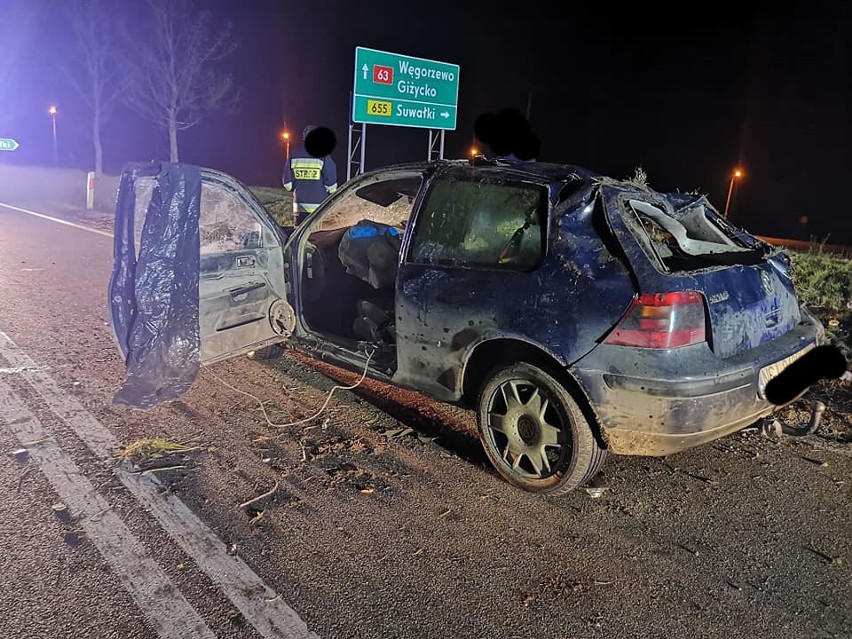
xmin=199 ymin=173 xmax=287 ymax=250
xmin=199 ymin=185 xmax=265 ymax=257
xmin=404 ymin=169 xmax=550 ymax=272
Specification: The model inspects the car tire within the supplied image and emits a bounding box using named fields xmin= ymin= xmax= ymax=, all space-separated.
xmin=247 ymin=344 xmax=285 ymax=361
xmin=476 ymin=362 xmax=606 ymax=496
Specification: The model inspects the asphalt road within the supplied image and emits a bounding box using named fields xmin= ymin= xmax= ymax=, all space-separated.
xmin=0 ymin=200 xmax=850 ymax=639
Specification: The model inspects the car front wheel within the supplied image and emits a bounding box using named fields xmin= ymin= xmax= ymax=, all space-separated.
xmin=477 ymin=362 xmax=606 ymax=495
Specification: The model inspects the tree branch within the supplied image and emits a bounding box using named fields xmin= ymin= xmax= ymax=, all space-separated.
xmin=121 ymin=0 xmax=239 ymax=158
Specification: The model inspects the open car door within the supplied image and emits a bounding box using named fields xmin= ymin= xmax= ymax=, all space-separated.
xmin=108 ymin=162 xmax=293 ymax=409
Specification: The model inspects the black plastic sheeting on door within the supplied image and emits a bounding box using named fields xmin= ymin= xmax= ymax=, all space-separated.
xmin=109 ymin=163 xmax=202 ymax=409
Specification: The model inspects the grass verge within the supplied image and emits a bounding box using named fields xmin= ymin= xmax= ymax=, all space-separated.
xmin=789 ymin=249 xmax=852 ymax=359
xmin=249 ymin=186 xmax=293 ymax=227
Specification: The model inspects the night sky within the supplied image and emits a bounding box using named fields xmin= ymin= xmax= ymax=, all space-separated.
xmin=1 ymin=0 xmax=850 ymax=241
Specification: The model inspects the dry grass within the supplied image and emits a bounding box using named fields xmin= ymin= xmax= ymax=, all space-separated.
xmin=249 ymin=186 xmax=294 ymax=226
xmin=789 ymin=249 xmax=852 ymax=359
xmin=117 ymin=437 xmax=201 ymax=460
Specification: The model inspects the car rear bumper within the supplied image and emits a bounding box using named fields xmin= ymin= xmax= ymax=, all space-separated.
xmin=571 ymin=309 xmax=825 ymax=456
xmin=602 ymin=407 xmax=772 ymax=456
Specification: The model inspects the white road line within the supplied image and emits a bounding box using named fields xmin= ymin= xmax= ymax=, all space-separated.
xmin=0 ymin=331 xmax=319 ymax=639
xmin=0 ymin=201 xmax=113 ymax=238
xmin=0 ymin=380 xmax=215 ymax=639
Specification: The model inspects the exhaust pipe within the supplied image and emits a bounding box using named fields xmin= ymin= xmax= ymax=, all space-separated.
xmin=804 ymin=400 xmax=826 ymax=435
xmin=777 ymin=400 xmax=826 ymax=437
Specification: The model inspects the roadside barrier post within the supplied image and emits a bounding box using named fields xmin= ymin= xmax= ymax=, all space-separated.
xmin=86 ymin=171 xmax=95 ymax=209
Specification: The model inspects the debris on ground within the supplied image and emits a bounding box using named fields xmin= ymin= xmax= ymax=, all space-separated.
xmin=382 ymin=427 xmax=414 ymax=439
xmin=63 ymin=532 xmax=82 ymax=549
xmin=759 ymin=419 xmax=783 ymax=439
xmin=51 ymin=502 xmax=71 ymax=523
xmin=239 ymin=482 xmax=279 ymax=509
xmin=583 ymin=473 xmax=610 ymax=498
xmin=117 ymin=437 xmax=202 ymax=460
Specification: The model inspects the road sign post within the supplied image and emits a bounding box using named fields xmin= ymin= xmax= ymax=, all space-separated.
xmin=352 ymin=47 xmax=459 ymax=130
xmin=0 ymin=138 xmax=20 ymax=151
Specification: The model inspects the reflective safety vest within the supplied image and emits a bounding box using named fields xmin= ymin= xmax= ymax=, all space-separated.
xmin=282 ymin=148 xmax=338 ymax=214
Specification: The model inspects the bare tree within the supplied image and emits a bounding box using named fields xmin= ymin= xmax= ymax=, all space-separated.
xmin=124 ymin=0 xmax=239 ymax=162
xmin=62 ymin=0 xmax=123 ymax=175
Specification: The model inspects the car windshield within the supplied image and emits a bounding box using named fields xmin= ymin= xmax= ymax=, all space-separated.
xmin=316 ymin=175 xmax=421 ymax=232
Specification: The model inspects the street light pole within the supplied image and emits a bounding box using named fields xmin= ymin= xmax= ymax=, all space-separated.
xmin=281 ymin=130 xmax=290 ymax=162
xmin=723 ymin=168 xmax=743 ymax=218
xmin=48 ymin=105 xmax=58 ymax=166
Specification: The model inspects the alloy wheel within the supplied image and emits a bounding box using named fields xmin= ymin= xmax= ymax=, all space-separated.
xmin=484 ymin=378 xmax=569 ymax=479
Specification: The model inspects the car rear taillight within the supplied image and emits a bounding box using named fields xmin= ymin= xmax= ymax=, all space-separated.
xmin=604 ymin=291 xmax=707 ymax=349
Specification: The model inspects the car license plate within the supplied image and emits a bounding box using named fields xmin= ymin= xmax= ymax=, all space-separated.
xmin=758 ymin=343 xmax=815 ymax=398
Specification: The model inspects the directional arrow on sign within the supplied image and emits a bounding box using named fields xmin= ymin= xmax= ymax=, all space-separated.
xmin=362 ymin=64 xmax=368 ymax=80
xmin=440 ymin=112 xmax=449 ymax=118
xmin=0 ymin=138 xmax=20 ymax=151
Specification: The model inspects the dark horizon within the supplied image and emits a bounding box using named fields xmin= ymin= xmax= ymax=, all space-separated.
xmin=1 ymin=0 xmax=850 ymax=242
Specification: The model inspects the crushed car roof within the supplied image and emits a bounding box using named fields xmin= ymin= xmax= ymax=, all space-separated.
xmin=363 ymin=158 xmax=603 ymax=185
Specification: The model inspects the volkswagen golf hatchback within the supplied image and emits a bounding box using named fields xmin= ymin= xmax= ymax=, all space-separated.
xmin=109 ymin=158 xmax=830 ymax=495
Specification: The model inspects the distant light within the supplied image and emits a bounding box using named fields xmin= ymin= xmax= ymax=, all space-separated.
xmin=48 ymin=105 xmax=57 ymax=115
xmin=470 ymin=146 xmax=479 ymax=157
xmin=723 ymin=167 xmax=745 ymax=218
xmin=281 ymin=130 xmax=289 ymax=140
xmin=799 ymin=215 xmax=809 ymax=225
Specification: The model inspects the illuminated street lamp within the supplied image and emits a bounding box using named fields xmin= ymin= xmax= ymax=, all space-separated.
xmin=280 ymin=130 xmax=290 ymax=161
xmin=723 ymin=168 xmax=743 ymax=218
xmin=469 ymin=146 xmax=479 ymax=158
xmin=48 ymin=105 xmax=58 ymax=166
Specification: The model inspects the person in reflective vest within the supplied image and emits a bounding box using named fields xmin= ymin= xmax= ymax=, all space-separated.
xmin=282 ymin=125 xmax=338 ymax=225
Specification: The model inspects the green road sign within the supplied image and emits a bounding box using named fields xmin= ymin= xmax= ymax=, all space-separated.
xmin=352 ymin=47 xmax=459 ymax=130
xmin=0 ymin=138 xmax=20 ymax=151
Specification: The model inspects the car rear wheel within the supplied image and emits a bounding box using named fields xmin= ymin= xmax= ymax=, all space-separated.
xmin=477 ymin=362 xmax=606 ymax=495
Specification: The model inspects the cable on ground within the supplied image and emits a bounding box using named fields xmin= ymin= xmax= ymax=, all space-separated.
xmin=204 ymin=348 xmax=375 ymax=430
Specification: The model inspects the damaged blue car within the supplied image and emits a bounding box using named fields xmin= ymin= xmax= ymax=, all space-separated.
xmin=109 ymin=158 xmax=837 ymax=495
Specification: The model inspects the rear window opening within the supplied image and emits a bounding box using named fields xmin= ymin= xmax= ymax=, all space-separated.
xmin=626 ymin=198 xmax=767 ymax=271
